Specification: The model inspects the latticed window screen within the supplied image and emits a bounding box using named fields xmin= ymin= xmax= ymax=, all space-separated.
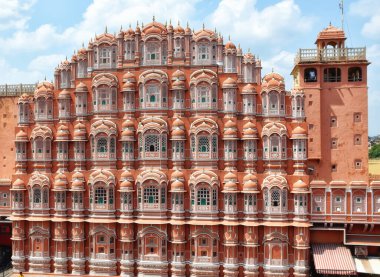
xmin=264 ymin=188 xmax=269 ymax=208
xmin=281 ymin=190 xmax=287 ymax=207
xmin=212 ymin=136 xmax=218 ymax=152
xmin=271 ymin=189 xmax=280 ymax=207
xmin=43 ymin=189 xmax=48 ymax=204
xmin=145 ymin=135 xmax=159 ymax=152
xmin=110 ymin=138 xmax=116 ymax=153
xmin=197 ymin=188 xmax=210 ymax=205
xmin=161 ymin=135 xmax=167 ymax=151
xmin=144 ymin=186 xmax=159 ymax=204
xmin=95 ymin=187 xmax=107 ymax=204
xmin=198 ymin=136 xmax=210 ymax=152
xmin=97 ymin=138 xmax=108 ymax=153
xmin=33 ymin=188 xmax=41 ymax=203
xmin=109 ymin=188 xmax=114 ymax=204
xmin=213 ymin=189 xmax=218 ymax=205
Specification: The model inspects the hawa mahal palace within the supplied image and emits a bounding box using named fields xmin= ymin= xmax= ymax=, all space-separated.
xmin=0 ymin=19 xmax=377 ymax=276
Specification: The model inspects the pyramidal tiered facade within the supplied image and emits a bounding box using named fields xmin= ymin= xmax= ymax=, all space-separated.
xmin=8 ymin=20 xmax=374 ymax=277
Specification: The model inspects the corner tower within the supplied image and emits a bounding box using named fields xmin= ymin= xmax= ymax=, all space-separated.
xmin=292 ymin=24 xmax=369 ymax=186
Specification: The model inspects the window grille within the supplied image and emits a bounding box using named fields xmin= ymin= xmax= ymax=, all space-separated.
xmin=144 ymin=186 xmax=159 ymax=204
xmin=95 ymin=187 xmax=107 ymax=204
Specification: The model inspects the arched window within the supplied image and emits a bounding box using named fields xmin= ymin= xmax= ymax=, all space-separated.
xmin=244 ymin=140 xmax=257 ymax=161
xmin=144 ymin=186 xmax=159 ymax=204
xmin=197 ymin=188 xmax=210 ymax=206
xmin=264 ymin=186 xmax=287 ymax=214
xmin=95 ymin=187 xmax=107 ymax=204
xmin=75 ymin=92 xmax=87 ymax=116
xmin=35 ymin=97 xmax=53 ymax=121
xmin=304 ymin=68 xmax=317 ymax=82
xmin=60 ymin=70 xmax=71 ymax=88
xmin=224 ymin=55 xmax=236 ymax=73
xmin=145 ymin=41 xmax=160 ymax=65
xmin=77 ymin=60 xmax=87 ymax=78
xmin=348 ymin=67 xmax=362 ymax=82
xmin=93 ymin=85 xmax=117 ymax=112
xmin=324 ymin=67 xmax=341 ymax=82
xmin=137 ymin=118 xmax=168 ymax=160
xmin=244 ymin=194 xmax=257 ymax=213
xmin=94 ymin=46 xmax=116 ymax=69
xmin=97 ymin=137 xmax=108 ymax=153
xmin=124 ymin=40 xmax=135 ymax=60
xmin=33 ymin=187 xmax=41 ymax=204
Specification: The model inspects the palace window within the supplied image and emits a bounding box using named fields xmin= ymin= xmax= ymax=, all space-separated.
xmin=324 ymin=67 xmax=341 ymax=82
xmin=244 ymin=140 xmax=257 ymax=161
xmin=35 ymin=97 xmax=53 ymax=121
xmin=32 ymin=137 xmax=51 ymax=161
xmin=75 ymin=93 xmax=87 ymax=116
xmin=242 ymin=94 xmax=256 ymax=115
xmin=93 ymin=86 xmax=117 ymax=112
xmin=263 ymin=187 xmax=287 ymax=214
xmin=348 ymin=67 xmax=362 ymax=82
xmin=18 ymin=102 xmax=30 ymax=124
xmin=60 ymin=70 xmax=71 ymax=89
xmin=77 ymin=60 xmax=87 ymax=78
xmin=304 ymin=68 xmax=317 ymax=82
xmin=145 ymin=41 xmax=160 ymax=65
xmin=190 ymin=184 xmax=218 ymax=213
xmin=243 ymin=63 xmax=255 ymax=83
xmin=94 ymin=46 xmax=116 ymax=69
xmin=124 ymin=40 xmax=135 ymax=60
xmin=224 ymin=54 xmax=236 ymax=73
xmin=90 ymin=182 xmax=115 ymax=211
xmin=312 ymin=194 xmax=325 ymax=213
xmin=332 ymin=192 xmax=345 ymax=213
xmin=244 ymin=194 xmax=257 ymax=213
xmin=262 ymin=91 xmax=285 ymax=116
xmin=223 ymin=88 xmax=236 ymax=112
xmin=292 ymin=95 xmax=305 ymax=118
xmin=263 ymin=135 xmax=287 ymax=160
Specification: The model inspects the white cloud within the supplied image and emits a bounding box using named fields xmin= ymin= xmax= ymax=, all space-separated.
xmin=349 ymin=0 xmax=380 ymax=39
xmin=261 ymin=50 xmax=294 ymax=86
xmin=28 ymin=54 xmax=66 ymax=72
xmin=208 ymin=0 xmax=313 ymax=45
xmin=0 ymin=58 xmax=41 ymax=84
xmin=0 ymin=0 xmax=35 ymax=31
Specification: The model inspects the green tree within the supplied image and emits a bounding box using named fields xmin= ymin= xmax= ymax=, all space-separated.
xmin=369 ymin=144 xmax=380 ymax=159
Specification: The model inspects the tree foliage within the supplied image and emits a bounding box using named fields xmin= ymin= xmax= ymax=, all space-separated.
xmin=369 ymin=144 xmax=380 ymax=159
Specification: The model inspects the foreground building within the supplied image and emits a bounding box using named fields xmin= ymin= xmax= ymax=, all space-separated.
xmin=3 ymin=20 xmax=378 ymax=276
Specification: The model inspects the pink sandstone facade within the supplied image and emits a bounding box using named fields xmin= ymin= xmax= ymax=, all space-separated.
xmin=0 ymin=21 xmax=377 ymax=276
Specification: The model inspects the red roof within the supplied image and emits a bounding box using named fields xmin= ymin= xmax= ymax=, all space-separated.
xmin=312 ymin=244 xmax=356 ymax=275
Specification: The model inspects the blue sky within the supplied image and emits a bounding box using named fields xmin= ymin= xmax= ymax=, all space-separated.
xmin=0 ymin=0 xmax=379 ymax=135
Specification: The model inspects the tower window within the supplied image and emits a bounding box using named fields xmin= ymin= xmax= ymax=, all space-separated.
xmin=332 ymin=164 xmax=337 ymax=172
xmin=354 ymin=135 xmax=362 ymax=145
xmin=304 ymin=68 xmax=317 ymax=82
xmin=355 ymin=159 xmax=362 ymax=169
xmin=354 ymin=113 xmax=362 ymax=123
xmin=348 ymin=67 xmax=362 ymax=82
xmin=324 ymin=68 xmax=341 ymax=82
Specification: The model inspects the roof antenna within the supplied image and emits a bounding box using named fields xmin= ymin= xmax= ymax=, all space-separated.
xmin=339 ymin=0 xmax=344 ymax=30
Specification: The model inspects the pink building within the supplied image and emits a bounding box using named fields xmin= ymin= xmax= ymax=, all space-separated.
xmin=0 ymin=21 xmax=376 ymax=276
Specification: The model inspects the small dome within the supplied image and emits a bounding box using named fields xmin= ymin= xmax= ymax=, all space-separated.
xmin=243 ymin=173 xmax=258 ymax=182
xmin=291 ymin=126 xmax=307 ymax=139
xmin=122 ymin=119 xmax=135 ymax=129
xmin=242 ymin=84 xmax=256 ymax=94
xmin=121 ymin=170 xmax=134 ymax=180
xmin=172 ymin=128 xmax=185 ymax=137
xmin=225 ymin=41 xmax=236 ymax=50
xmin=75 ymin=82 xmax=88 ymax=92
xmin=122 ymin=129 xmax=134 ymax=137
xmin=224 ymin=128 xmax=237 ymax=137
xmin=171 ymin=180 xmax=185 ymax=191
xmin=224 ymin=181 xmax=237 ymax=191
xmin=58 ymin=89 xmax=71 ymax=99
xmin=172 ymin=118 xmax=185 ymax=127
xmin=12 ymin=178 xmax=25 ymax=189
xmin=293 ymin=179 xmax=308 ymax=189
xmin=122 ymin=81 xmax=135 ymax=91
xmin=16 ymin=130 xmax=28 ymax=141
xmin=172 ymin=79 xmax=186 ymax=90
xmin=54 ymin=172 xmax=67 ymax=180
xmin=222 ymin=77 xmax=237 ymax=88
xmin=120 ymin=180 xmax=133 ymax=189
xmin=243 ymin=180 xmax=258 ymax=191
xmin=174 ymin=24 xmax=185 ymax=34
xmin=243 ymin=121 xmax=256 ymax=129
xmin=171 ymin=170 xmax=185 ymax=181
xmin=74 ymin=122 xmax=86 ymax=130
xmin=224 ymin=172 xmax=237 ymax=181
xmin=172 ymin=69 xmax=185 ymax=80
xmin=72 ymin=171 xmax=84 ymax=179
xmin=224 ymin=120 xmax=236 ymax=129
xmin=72 ymin=179 xmax=84 ymax=188
xmin=123 ymin=71 xmax=136 ymax=81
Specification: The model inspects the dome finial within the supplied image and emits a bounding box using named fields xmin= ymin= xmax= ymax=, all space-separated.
xmin=329 ymin=21 xmax=332 ymax=26
xmin=82 ymin=42 xmax=84 ymax=48
xmin=177 ymin=20 xmax=180 ymax=26
xmin=120 ymin=25 xmax=123 ymax=32
xmin=44 ymin=76 xmax=46 ymax=81
xmin=202 ymin=22 xmax=205 ymax=30
xmin=152 ymin=15 xmax=155 ymax=22
xmin=136 ymin=20 xmax=139 ymax=27
xmin=248 ymin=47 xmax=251 ymax=52
xmin=272 ymin=67 xmax=274 ymax=73
xmin=228 ymin=34 xmax=231 ymax=41
xmin=187 ymin=21 xmax=189 ymax=28
xmin=105 ymin=25 xmax=107 ymax=33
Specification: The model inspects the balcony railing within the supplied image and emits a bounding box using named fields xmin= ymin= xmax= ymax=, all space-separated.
xmin=0 ymin=83 xmax=36 ymax=96
xmin=295 ymin=47 xmax=366 ymax=63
